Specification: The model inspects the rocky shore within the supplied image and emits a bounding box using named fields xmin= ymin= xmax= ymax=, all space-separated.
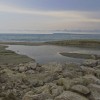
xmin=0 ymin=56 xmax=100 ymax=100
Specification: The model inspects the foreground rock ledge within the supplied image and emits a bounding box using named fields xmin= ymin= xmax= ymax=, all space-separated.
xmin=0 ymin=59 xmax=100 ymax=100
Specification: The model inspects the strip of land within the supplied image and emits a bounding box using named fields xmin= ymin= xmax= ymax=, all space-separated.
xmin=46 ymin=39 xmax=100 ymax=48
xmin=0 ymin=39 xmax=100 ymax=47
xmin=48 ymin=39 xmax=100 ymax=59
xmin=60 ymin=52 xmax=100 ymax=59
xmin=0 ymin=45 xmax=34 ymax=65
xmin=0 ymin=42 xmax=45 ymax=46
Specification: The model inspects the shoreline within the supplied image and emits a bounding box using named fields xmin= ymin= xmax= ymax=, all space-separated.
xmin=0 ymin=39 xmax=100 ymax=47
xmin=0 ymin=45 xmax=34 ymax=65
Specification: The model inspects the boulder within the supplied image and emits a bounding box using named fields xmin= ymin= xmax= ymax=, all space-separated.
xmin=88 ymin=84 xmax=100 ymax=100
xmin=51 ymin=86 xmax=63 ymax=97
xmin=25 ymin=70 xmax=35 ymax=74
xmin=71 ymin=85 xmax=90 ymax=95
xmin=95 ymin=70 xmax=100 ymax=79
xmin=44 ymin=73 xmax=59 ymax=83
xmin=62 ymin=63 xmax=83 ymax=78
xmin=62 ymin=70 xmax=73 ymax=78
xmin=42 ymin=62 xmax=64 ymax=73
xmin=80 ymin=66 xmax=96 ymax=75
xmin=98 ymin=60 xmax=100 ymax=65
xmin=95 ymin=65 xmax=100 ymax=69
xmin=82 ymin=59 xmax=98 ymax=67
xmin=83 ymin=75 xmax=100 ymax=85
xmin=54 ymin=91 xmax=89 ymax=100
xmin=18 ymin=62 xmax=38 ymax=73
xmin=71 ymin=75 xmax=100 ymax=86
xmin=23 ymin=93 xmax=52 ymax=100
xmin=2 ymin=92 xmax=17 ymax=100
xmin=18 ymin=66 xmax=27 ymax=73
xmin=36 ymin=66 xmax=44 ymax=72
xmin=22 ymin=91 xmax=36 ymax=100
xmin=56 ymin=78 xmax=71 ymax=90
xmin=65 ymin=63 xmax=81 ymax=72
xmin=63 ymin=70 xmax=83 ymax=79
xmin=48 ymin=83 xmax=64 ymax=97
xmin=35 ymin=84 xmax=52 ymax=94
xmin=30 ymin=79 xmax=44 ymax=87
xmin=33 ymin=83 xmax=63 ymax=98
xmin=96 ymin=55 xmax=100 ymax=60
xmin=26 ymin=62 xmax=38 ymax=70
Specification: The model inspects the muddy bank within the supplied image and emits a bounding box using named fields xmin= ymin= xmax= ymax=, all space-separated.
xmin=0 ymin=45 xmax=34 ymax=65
xmin=60 ymin=52 xmax=100 ymax=59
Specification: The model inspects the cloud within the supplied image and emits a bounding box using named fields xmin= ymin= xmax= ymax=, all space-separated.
xmin=0 ymin=3 xmax=81 ymax=18
xmin=0 ymin=3 xmax=100 ymax=23
xmin=0 ymin=3 xmax=100 ymax=32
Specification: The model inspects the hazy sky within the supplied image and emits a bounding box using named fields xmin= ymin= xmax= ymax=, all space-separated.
xmin=0 ymin=0 xmax=100 ymax=33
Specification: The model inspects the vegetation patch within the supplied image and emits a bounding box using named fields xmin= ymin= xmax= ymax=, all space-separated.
xmin=0 ymin=45 xmax=33 ymax=65
xmin=60 ymin=52 xmax=100 ymax=59
xmin=47 ymin=39 xmax=100 ymax=48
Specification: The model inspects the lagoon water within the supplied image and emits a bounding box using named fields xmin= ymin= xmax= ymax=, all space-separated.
xmin=7 ymin=45 xmax=100 ymax=64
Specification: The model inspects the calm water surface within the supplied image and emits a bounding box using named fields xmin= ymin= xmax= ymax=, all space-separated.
xmin=7 ymin=45 xmax=100 ymax=64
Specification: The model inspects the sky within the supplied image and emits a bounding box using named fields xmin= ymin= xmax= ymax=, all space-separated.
xmin=0 ymin=0 xmax=100 ymax=33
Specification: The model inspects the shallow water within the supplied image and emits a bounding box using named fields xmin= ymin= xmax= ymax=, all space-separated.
xmin=7 ymin=45 xmax=100 ymax=64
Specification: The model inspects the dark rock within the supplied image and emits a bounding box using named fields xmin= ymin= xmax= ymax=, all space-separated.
xmin=71 ymin=85 xmax=90 ymax=95
xmin=82 ymin=59 xmax=98 ymax=67
xmin=88 ymin=84 xmax=100 ymax=100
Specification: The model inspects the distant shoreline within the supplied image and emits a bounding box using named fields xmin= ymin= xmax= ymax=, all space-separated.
xmin=0 ymin=39 xmax=100 ymax=47
xmin=46 ymin=39 xmax=100 ymax=48
xmin=0 ymin=42 xmax=46 ymax=46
